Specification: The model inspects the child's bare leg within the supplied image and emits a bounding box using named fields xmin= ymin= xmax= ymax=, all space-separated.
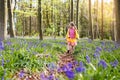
xmin=69 ymin=45 xmax=72 ymax=53
xmin=67 ymin=44 xmax=70 ymax=50
xmin=67 ymin=43 xmax=70 ymax=53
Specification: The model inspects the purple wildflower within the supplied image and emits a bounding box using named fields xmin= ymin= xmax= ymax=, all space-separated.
xmin=57 ymin=67 xmax=62 ymax=73
xmin=93 ymin=52 xmax=100 ymax=58
xmin=40 ymin=73 xmax=48 ymax=80
xmin=19 ymin=71 xmax=24 ymax=78
xmin=56 ymin=78 xmax=59 ymax=80
xmin=65 ymin=71 xmax=75 ymax=79
xmin=61 ymin=65 xmax=68 ymax=72
xmin=0 ymin=38 xmax=3 ymax=41
xmin=57 ymin=68 xmax=61 ymax=72
xmin=0 ymin=41 xmax=4 ymax=50
xmin=47 ymin=62 xmax=57 ymax=70
xmin=79 ymin=61 xmax=84 ymax=67
xmin=75 ymin=66 xmax=85 ymax=73
xmin=0 ymin=41 xmax=3 ymax=45
xmin=6 ymin=41 xmax=12 ymax=45
xmin=98 ymin=60 xmax=107 ymax=69
xmin=95 ymin=47 xmax=102 ymax=53
xmin=67 ymin=62 xmax=73 ymax=68
xmin=86 ymin=55 xmax=90 ymax=63
xmin=88 ymin=39 xmax=92 ymax=43
xmin=48 ymin=74 xmax=54 ymax=80
xmin=101 ymin=42 xmax=105 ymax=46
xmin=110 ymin=60 xmax=118 ymax=68
xmin=73 ymin=61 xmax=78 ymax=65
xmin=42 ymin=44 xmax=46 ymax=47
xmin=2 ymin=58 xmax=4 ymax=66
xmin=2 ymin=76 xmax=4 ymax=80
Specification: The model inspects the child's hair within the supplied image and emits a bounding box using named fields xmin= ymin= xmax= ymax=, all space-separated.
xmin=69 ymin=22 xmax=75 ymax=26
xmin=69 ymin=22 xmax=77 ymax=29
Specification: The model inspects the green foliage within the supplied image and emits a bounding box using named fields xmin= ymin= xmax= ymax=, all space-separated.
xmin=14 ymin=0 xmax=114 ymax=39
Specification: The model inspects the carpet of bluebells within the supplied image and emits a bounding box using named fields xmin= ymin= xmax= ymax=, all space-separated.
xmin=0 ymin=38 xmax=120 ymax=80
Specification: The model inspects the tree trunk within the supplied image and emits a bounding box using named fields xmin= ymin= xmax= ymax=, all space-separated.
xmin=96 ymin=0 xmax=99 ymax=39
xmin=51 ymin=0 xmax=53 ymax=23
xmin=8 ymin=0 xmax=15 ymax=37
xmin=89 ymin=0 xmax=93 ymax=39
xmin=115 ymin=0 xmax=120 ymax=43
xmin=25 ymin=17 xmax=28 ymax=36
xmin=111 ymin=1 xmax=115 ymax=41
xmin=38 ymin=0 xmax=43 ymax=40
xmin=101 ymin=0 xmax=104 ymax=40
xmin=46 ymin=9 xmax=50 ymax=28
xmin=22 ymin=16 xmax=25 ymax=37
xmin=113 ymin=1 xmax=117 ymax=41
xmin=29 ymin=0 xmax=32 ymax=36
xmin=71 ymin=0 xmax=73 ymax=21
xmin=76 ymin=0 xmax=79 ymax=29
xmin=0 ymin=0 xmax=7 ymax=40
xmin=68 ymin=0 xmax=71 ymax=22
xmin=94 ymin=0 xmax=99 ymax=39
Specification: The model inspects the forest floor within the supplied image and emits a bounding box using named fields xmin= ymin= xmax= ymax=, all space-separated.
xmin=13 ymin=48 xmax=76 ymax=80
xmin=1 ymin=38 xmax=119 ymax=80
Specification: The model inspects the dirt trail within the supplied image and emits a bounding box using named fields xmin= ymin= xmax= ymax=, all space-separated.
xmin=13 ymin=50 xmax=76 ymax=80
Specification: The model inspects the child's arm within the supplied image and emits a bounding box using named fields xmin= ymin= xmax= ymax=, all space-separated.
xmin=66 ymin=29 xmax=70 ymax=39
xmin=75 ymin=30 xmax=79 ymax=39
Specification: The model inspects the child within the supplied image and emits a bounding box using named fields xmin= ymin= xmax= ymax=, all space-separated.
xmin=66 ymin=22 xmax=79 ymax=53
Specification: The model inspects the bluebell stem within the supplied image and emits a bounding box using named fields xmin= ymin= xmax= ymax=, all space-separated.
xmin=86 ymin=55 xmax=90 ymax=63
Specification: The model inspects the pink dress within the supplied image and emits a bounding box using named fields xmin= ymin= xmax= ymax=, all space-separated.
xmin=67 ymin=27 xmax=77 ymax=46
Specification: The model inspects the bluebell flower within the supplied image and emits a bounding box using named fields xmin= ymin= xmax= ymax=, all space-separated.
xmin=107 ymin=49 xmax=112 ymax=52
xmin=65 ymin=70 xmax=75 ymax=79
xmin=48 ymin=74 xmax=54 ymax=80
xmin=2 ymin=58 xmax=4 ymax=67
xmin=61 ymin=65 xmax=68 ymax=72
xmin=6 ymin=41 xmax=12 ymax=45
xmin=86 ymin=55 xmax=90 ymax=63
xmin=42 ymin=44 xmax=46 ymax=47
xmin=93 ymin=53 xmax=97 ymax=58
xmin=73 ymin=61 xmax=78 ymax=65
xmin=19 ymin=71 xmax=24 ymax=78
xmin=93 ymin=52 xmax=100 ymax=58
xmin=88 ymin=39 xmax=92 ymax=43
xmin=47 ymin=62 xmax=57 ymax=70
xmin=55 ymin=78 xmax=59 ymax=80
xmin=67 ymin=62 xmax=73 ymax=68
xmin=2 ymin=76 xmax=4 ymax=80
xmin=96 ymin=46 xmax=102 ymax=52
xmin=60 ymin=42 xmax=65 ymax=45
xmin=0 ymin=38 xmax=3 ymax=41
xmin=57 ymin=68 xmax=62 ymax=73
xmin=0 ymin=41 xmax=4 ymax=51
xmin=110 ymin=60 xmax=118 ymax=67
xmin=11 ymin=48 xmax=14 ymax=51
xmin=40 ymin=73 xmax=45 ymax=79
xmin=40 ymin=73 xmax=48 ymax=80
xmin=0 ymin=41 xmax=3 ymax=45
xmin=98 ymin=60 xmax=107 ymax=69
xmin=101 ymin=42 xmax=105 ymax=46
xmin=75 ymin=66 xmax=85 ymax=73
xmin=79 ymin=61 xmax=84 ymax=67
